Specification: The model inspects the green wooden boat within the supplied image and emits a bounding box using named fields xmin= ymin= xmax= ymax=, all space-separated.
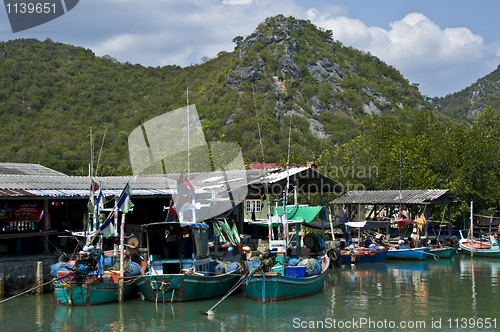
xmin=135 ymin=266 xmax=241 ymax=302
xmin=429 ymin=246 xmax=456 ymax=258
xmin=136 ymin=221 xmax=243 ymax=302
xmin=242 ymin=255 xmax=330 ymax=302
xmin=459 ymin=239 xmax=500 ymax=257
xmin=53 ymin=276 xmax=135 ymax=305
xmin=243 ymin=202 xmax=330 ymax=302
xmin=458 ymin=230 xmax=500 ymax=258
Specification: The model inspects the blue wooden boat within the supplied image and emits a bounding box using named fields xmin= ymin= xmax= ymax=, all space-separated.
xmin=386 ymin=246 xmax=430 ymax=260
xmin=341 ymin=247 xmax=388 ymax=264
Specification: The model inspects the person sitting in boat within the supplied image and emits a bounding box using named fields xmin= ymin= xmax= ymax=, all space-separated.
xmin=364 ymin=236 xmax=373 ymax=248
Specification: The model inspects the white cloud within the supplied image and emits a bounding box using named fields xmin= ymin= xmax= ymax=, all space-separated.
xmin=85 ymin=0 xmax=304 ymax=67
xmin=308 ymin=10 xmax=484 ymax=72
xmin=307 ymin=9 xmax=487 ymax=95
xmin=92 ymin=34 xmax=139 ymax=56
xmin=223 ymin=0 xmax=253 ymax=5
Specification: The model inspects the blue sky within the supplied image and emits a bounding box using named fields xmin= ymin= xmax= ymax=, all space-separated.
xmin=1 ymin=0 xmax=500 ymax=97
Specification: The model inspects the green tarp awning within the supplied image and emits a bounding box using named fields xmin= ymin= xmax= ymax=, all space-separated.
xmin=251 ymin=205 xmax=323 ymax=226
xmin=276 ymin=205 xmax=322 ymax=223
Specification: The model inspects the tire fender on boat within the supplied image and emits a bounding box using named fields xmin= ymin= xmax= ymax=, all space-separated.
xmin=328 ymin=248 xmax=341 ymax=267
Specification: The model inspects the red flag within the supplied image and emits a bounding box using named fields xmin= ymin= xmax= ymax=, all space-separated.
xmin=166 ymin=200 xmax=177 ymax=222
xmin=91 ymin=179 xmax=100 ymax=193
xmin=174 ymin=171 xmax=195 ymax=212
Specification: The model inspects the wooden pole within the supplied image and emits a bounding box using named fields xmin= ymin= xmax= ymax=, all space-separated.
xmin=36 ymin=261 xmax=43 ymax=295
xmin=470 ymin=201 xmax=474 ymax=258
xmin=119 ymin=213 xmax=125 ymax=302
xmin=0 ymin=268 xmax=4 ymax=298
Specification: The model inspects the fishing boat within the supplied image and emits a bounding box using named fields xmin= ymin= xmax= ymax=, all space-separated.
xmin=458 ymin=202 xmax=500 ymax=258
xmin=382 ymin=211 xmax=431 ymax=260
xmin=242 ymin=202 xmax=330 ymax=302
xmin=242 ymin=255 xmax=329 ymax=301
xmin=51 ymin=182 xmax=143 ymax=305
xmin=341 ymin=247 xmax=388 ymax=264
xmin=458 ymin=230 xmax=500 ymax=258
xmin=135 ymin=221 xmax=243 ymax=303
xmin=52 ymin=249 xmax=141 ymax=305
xmin=429 ymin=245 xmax=456 ymax=258
xmin=386 ymin=246 xmax=430 ymax=260
xmin=339 ymin=220 xmax=388 ymax=264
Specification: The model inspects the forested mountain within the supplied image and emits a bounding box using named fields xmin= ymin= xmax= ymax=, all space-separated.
xmin=0 ymin=15 xmax=435 ymax=176
xmin=433 ymin=65 xmax=500 ymax=121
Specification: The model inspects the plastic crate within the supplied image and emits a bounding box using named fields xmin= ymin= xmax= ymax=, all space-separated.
xmin=285 ymin=266 xmax=305 ymax=278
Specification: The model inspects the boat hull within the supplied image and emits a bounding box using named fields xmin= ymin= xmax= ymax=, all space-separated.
xmin=242 ymin=270 xmax=327 ymax=301
xmin=242 ymin=256 xmax=330 ymax=302
xmin=459 ymin=240 xmax=500 ymax=258
xmin=386 ymin=247 xmax=430 ymax=260
xmin=53 ymin=279 xmax=135 ymax=306
xmin=429 ymin=247 xmax=456 ymax=258
xmin=341 ymin=248 xmax=388 ymax=264
xmin=135 ymin=270 xmax=241 ymax=302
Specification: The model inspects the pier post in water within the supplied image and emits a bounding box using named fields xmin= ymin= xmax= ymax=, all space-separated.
xmin=36 ymin=261 xmax=43 ymax=295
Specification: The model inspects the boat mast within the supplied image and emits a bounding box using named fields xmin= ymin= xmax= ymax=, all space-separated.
xmin=187 ymin=86 xmax=190 ymax=178
xmin=470 ymin=201 xmax=474 ymax=257
xmin=398 ymin=145 xmax=402 ymax=240
xmin=252 ymin=83 xmax=270 ymax=239
xmin=284 ymin=113 xmax=292 ymax=246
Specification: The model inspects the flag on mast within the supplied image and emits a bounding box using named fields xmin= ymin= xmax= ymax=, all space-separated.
xmin=96 ymin=188 xmax=106 ymax=210
xmin=99 ymin=219 xmax=115 ymax=238
xmin=174 ymin=171 xmax=195 ymax=213
xmin=117 ymin=182 xmax=134 ymax=213
xmin=166 ymin=200 xmax=177 ymax=222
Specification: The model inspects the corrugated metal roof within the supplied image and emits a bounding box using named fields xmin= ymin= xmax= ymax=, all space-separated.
xmin=0 ymin=174 xmax=175 ymax=191
xmin=21 ymin=189 xmax=175 ymax=198
xmin=0 ymin=166 xmax=340 ymax=198
xmin=247 ymin=167 xmax=343 ymax=194
xmin=0 ymin=163 xmax=67 ymax=176
xmin=330 ymin=189 xmax=461 ymax=205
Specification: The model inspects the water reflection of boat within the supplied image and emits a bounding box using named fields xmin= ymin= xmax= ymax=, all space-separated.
xmin=426 ymin=258 xmax=454 ymax=270
xmin=52 ymin=304 xmax=121 ymax=330
xmin=341 ymin=262 xmax=389 ymax=275
xmin=384 ymin=261 xmax=430 ymax=272
xmin=51 ymin=298 xmax=203 ymax=330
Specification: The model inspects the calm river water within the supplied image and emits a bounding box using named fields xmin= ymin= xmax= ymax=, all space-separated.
xmin=1 ymin=252 xmax=499 ymax=331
